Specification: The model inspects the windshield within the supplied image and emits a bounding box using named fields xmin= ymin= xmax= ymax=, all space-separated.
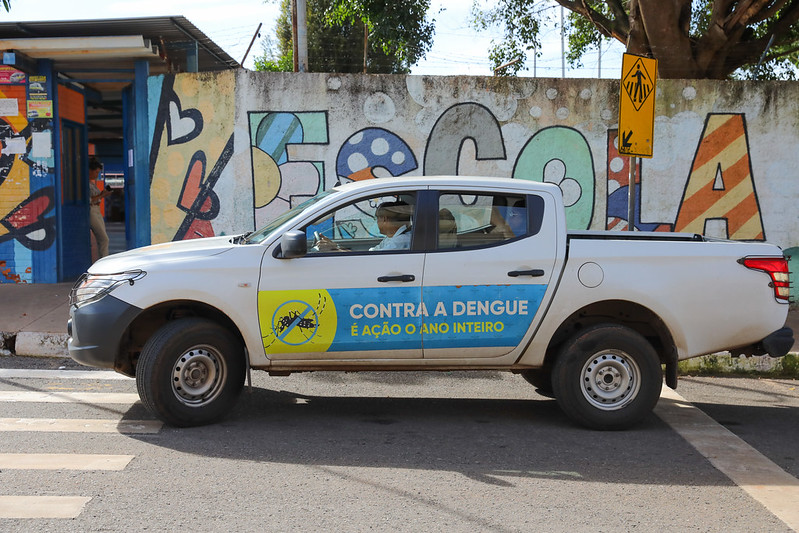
xmin=244 ymin=190 xmax=335 ymax=244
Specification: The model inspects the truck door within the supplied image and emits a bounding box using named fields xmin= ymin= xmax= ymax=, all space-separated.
xmin=258 ymin=189 xmax=424 ymax=361
xmin=420 ymin=188 xmax=558 ymax=359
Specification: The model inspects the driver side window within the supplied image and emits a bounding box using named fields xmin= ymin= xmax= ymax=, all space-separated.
xmin=303 ymin=192 xmax=416 ymax=254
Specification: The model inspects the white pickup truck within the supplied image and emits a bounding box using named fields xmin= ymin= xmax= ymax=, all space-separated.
xmin=67 ymin=177 xmax=793 ymax=430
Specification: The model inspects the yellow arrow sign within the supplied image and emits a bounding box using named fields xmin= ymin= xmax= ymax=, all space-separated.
xmin=618 ymin=53 xmax=658 ymax=158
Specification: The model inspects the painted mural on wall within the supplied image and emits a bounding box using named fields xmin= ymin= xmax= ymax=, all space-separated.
xmin=249 ymin=111 xmax=329 ymax=228
xmin=0 ymin=74 xmax=56 ymax=284
xmin=148 ymin=71 xmax=236 ymax=244
xmin=149 ymin=72 xmax=798 ymax=300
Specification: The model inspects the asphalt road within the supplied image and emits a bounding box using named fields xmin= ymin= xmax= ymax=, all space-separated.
xmin=0 ymin=355 xmax=797 ymax=532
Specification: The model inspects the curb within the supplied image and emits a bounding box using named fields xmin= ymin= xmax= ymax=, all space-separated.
xmin=15 ymin=332 xmax=70 ymax=358
xmin=0 ymin=331 xmax=69 ymax=358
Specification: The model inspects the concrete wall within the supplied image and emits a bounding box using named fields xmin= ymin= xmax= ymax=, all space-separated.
xmin=148 ymin=71 xmax=799 ymax=299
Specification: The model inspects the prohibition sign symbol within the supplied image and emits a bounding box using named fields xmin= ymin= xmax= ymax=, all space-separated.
xmin=271 ymin=300 xmax=319 ymax=346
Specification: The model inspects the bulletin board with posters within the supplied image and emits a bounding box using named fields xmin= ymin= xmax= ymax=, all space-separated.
xmin=0 ymin=66 xmax=26 ymax=120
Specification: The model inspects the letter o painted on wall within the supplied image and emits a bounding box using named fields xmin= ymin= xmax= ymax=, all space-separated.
xmin=512 ymin=126 xmax=595 ymax=230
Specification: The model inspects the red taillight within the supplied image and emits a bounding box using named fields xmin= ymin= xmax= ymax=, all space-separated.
xmin=741 ymin=257 xmax=791 ymax=302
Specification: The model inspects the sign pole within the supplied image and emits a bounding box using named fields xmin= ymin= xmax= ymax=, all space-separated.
xmin=628 ymin=157 xmax=636 ymax=231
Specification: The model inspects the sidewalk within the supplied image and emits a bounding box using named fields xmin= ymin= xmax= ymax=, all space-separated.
xmin=0 ymin=282 xmax=73 ymax=357
xmin=0 ymin=281 xmax=797 ymax=362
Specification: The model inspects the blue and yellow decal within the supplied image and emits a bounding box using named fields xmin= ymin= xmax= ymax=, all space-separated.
xmin=420 ymin=285 xmax=546 ymax=349
xmin=258 ymin=285 xmax=547 ymax=354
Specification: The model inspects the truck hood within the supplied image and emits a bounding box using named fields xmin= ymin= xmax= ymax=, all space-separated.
xmin=88 ymin=235 xmax=238 ymax=274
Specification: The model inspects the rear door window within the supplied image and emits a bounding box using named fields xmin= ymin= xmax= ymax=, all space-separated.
xmin=436 ymin=193 xmax=528 ymax=250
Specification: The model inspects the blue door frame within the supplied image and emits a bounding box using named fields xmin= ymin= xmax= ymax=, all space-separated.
xmin=130 ymin=59 xmax=150 ymax=249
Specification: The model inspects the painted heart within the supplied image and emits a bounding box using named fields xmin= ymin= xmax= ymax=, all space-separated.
xmin=167 ymin=100 xmax=203 ymax=145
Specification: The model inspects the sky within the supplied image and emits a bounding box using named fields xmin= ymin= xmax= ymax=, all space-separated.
xmin=3 ymin=0 xmax=624 ymax=78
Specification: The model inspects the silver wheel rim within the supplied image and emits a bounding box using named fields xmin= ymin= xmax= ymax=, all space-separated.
xmin=172 ymin=345 xmax=226 ymax=406
xmin=580 ymin=349 xmax=641 ymax=411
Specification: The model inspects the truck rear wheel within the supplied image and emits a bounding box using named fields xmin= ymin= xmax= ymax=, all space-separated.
xmin=136 ymin=318 xmax=246 ymax=427
xmin=552 ymin=324 xmax=662 ymax=430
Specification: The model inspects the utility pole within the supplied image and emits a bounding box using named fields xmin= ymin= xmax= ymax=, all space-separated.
xmin=598 ymin=40 xmax=601 ymax=77
xmin=291 ymin=0 xmax=297 ymax=71
xmin=296 ymin=0 xmax=308 ymax=72
xmin=363 ymin=23 xmax=368 ymax=73
xmin=560 ymin=6 xmax=565 ymax=77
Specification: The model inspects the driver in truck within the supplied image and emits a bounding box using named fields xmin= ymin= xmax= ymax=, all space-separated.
xmin=315 ymin=200 xmax=413 ymax=252
xmin=369 ymin=201 xmax=412 ymax=251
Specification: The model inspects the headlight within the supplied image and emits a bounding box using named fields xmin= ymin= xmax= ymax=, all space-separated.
xmin=70 ymin=271 xmax=146 ymax=306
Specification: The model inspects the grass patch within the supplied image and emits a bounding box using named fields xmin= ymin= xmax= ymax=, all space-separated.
xmin=778 ymin=353 xmax=799 ymax=377
xmin=678 ymin=352 xmax=799 ymax=378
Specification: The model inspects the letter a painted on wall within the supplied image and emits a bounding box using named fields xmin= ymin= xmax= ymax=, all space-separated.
xmin=618 ymin=53 xmax=657 ymax=158
xmin=674 ymin=114 xmax=764 ymax=240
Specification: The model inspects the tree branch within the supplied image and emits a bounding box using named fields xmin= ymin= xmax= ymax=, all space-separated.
xmin=578 ymin=0 xmax=611 ymax=38
xmin=556 ymin=0 xmax=629 ymax=43
xmin=764 ymin=42 xmax=799 ymax=60
xmin=626 ymin=0 xmax=651 ymax=56
xmin=715 ymin=1 xmax=799 ymax=78
xmin=751 ymin=0 xmax=790 ymax=24
xmin=710 ymin=0 xmax=736 ymax=26
xmin=605 ymin=0 xmax=628 ymax=23
xmin=758 ymin=0 xmax=799 ymax=39
xmin=725 ymin=0 xmax=786 ymax=31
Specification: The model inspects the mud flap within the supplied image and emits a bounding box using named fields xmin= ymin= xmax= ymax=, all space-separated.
xmin=664 ymin=347 xmax=678 ymax=389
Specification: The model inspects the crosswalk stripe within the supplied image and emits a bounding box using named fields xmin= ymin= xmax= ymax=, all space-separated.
xmin=0 ymin=418 xmax=162 ymax=433
xmin=0 ymin=369 xmax=131 ymax=380
xmin=656 ymin=387 xmax=799 ymax=531
xmin=0 ymin=391 xmax=139 ymax=404
xmin=0 ymin=453 xmax=134 ymax=470
xmin=0 ymin=369 xmax=148 ymax=521
xmin=0 ymin=496 xmax=92 ymax=519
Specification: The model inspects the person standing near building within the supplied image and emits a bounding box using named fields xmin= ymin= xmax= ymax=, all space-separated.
xmin=89 ymin=156 xmax=111 ymax=259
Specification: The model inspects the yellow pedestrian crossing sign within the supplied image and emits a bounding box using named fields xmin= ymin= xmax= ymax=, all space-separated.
xmin=619 ymin=53 xmax=657 ymax=158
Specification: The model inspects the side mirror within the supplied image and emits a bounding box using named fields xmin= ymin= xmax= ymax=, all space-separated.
xmin=280 ymin=230 xmax=307 ymax=259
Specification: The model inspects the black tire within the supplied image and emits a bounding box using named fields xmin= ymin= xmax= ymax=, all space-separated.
xmin=551 ymin=324 xmax=662 ymax=430
xmin=136 ymin=318 xmax=246 ymax=427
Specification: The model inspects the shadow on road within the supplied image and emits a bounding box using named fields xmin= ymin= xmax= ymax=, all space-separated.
xmin=122 ymin=385 xmax=745 ymax=488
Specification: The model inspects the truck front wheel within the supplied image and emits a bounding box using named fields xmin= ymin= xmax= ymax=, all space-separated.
xmin=552 ymin=324 xmax=662 ymax=430
xmin=136 ymin=318 xmax=246 ymax=427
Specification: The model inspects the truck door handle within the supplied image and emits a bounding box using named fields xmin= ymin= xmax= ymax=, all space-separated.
xmin=378 ymin=274 xmax=416 ymax=283
xmin=508 ymin=269 xmax=545 ymax=278
xmin=377 ymin=274 xmax=415 ymax=283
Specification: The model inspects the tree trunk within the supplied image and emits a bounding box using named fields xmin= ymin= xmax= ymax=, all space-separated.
xmin=626 ymin=0 xmax=649 ymax=56
xmin=637 ymin=0 xmax=701 ymax=78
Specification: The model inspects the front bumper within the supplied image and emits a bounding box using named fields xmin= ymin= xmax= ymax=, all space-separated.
xmin=68 ymin=294 xmax=141 ymax=371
